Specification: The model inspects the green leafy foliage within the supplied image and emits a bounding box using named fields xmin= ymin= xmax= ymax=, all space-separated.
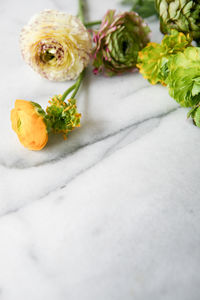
xmin=188 ymin=105 xmax=200 ymax=127
xmin=121 ymin=0 xmax=157 ymax=18
xmin=31 ymin=101 xmax=51 ymax=132
xmin=31 ymin=102 xmax=46 ymax=117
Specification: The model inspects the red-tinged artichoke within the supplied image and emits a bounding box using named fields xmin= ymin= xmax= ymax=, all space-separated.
xmin=156 ymin=0 xmax=200 ymax=43
xmin=92 ymin=10 xmax=150 ymax=76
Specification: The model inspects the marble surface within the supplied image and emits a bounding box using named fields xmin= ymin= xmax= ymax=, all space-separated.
xmin=0 ymin=0 xmax=200 ymax=299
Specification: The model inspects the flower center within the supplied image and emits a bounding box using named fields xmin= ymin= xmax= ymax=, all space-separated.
xmin=42 ymin=50 xmax=55 ymax=62
xmin=122 ymin=41 xmax=128 ymax=55
xmin=38 ymin=41 xmax=64 ymax=65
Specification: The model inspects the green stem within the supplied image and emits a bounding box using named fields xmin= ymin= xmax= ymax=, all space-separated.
xmin=85 ymin=20 xmax=101 ymax=27
xmin=78 ymin=0 xmax=101 ymax=27
xmin=61 ymin=0 xmax=86 ymax=103
xmin=78 ymin=0 xmax=85 ymax=23
xmin=61 ymin=83 xmax=76 ymax=102
xmin=71 ymin=70 xmax=85 ymax=99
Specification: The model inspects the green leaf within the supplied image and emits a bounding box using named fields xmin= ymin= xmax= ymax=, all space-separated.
xmin=187 ymin=106 xmax=197 ymax=119
xmin=192 ymin=78 xmax=200 ymax=97
xmin=121 ymin=0 xmax=158 ymax=18
xmin=188 ymin=105 xmax=200 ymax=127
xmin=194 ymin=107 xmax=200 ymax=127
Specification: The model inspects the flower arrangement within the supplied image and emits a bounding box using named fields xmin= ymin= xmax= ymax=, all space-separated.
xmin=10 ymin=0 xmax=200 ymax=150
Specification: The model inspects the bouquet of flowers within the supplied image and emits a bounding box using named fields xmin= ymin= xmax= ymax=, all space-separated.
xmin=11 ymin=0 xmax=200 ymax=151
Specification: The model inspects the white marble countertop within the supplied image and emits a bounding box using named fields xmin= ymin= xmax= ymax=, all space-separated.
xmin=1 ymin=0 xmax=200 ymax=299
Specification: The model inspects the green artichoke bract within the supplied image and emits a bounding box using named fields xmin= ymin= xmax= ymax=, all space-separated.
xmin=92 ymin=10 xmax=150 ymax=76
xmin=156 ymin=0 xmax=200 ymax=43
xmin=166 ymin=47 xmax=200 ymax=107
xmin=137 ymin=30 xmax=192 ymax=85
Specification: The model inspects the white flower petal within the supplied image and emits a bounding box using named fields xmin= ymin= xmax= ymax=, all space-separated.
xmin=20 ymin=9 xmax=92 ymax=81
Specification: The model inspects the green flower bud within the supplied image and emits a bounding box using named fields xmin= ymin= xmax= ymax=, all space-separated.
xmin=46 ymin=95 xmax=81 ymax=138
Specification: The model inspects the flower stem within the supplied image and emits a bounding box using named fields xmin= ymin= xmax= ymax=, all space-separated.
xmin=78 ymin=0 xmax=85 ymax=23
xmin=72 ymin=0 xmax=86 ymax=99
xmin=61 ymin=70 xmax=85 ymax=102
xmin=61 ymin=83 xmax=76 ymax=102
xmin=71 ymin=70 xmax=85 ymax=99
xmin=85 ymin=20 xmax=101 ymax=27
xmin=78 ymin=0 xmax=101 ymax=28
xmin=61 ymin=0 xmax=86 ymax=103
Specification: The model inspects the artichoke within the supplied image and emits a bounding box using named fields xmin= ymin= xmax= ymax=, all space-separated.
xmin=92 ymin=10 xmax=150 ymax=76
xmin=166 ymin=47 xmax=200 ymax=107
xmin=156 ymin=0 xmax=200 ymax=43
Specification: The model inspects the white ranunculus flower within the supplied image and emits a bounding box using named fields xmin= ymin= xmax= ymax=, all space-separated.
xmin=20 ymin=10 xmax=92 ymax=81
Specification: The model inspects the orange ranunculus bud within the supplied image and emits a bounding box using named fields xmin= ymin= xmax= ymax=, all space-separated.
xmin=11 ymin=100 xmax=48 ymax=151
